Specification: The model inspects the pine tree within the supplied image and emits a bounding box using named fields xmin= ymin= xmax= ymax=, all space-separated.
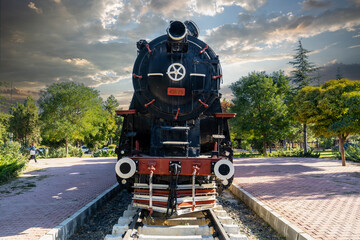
xmin=289 ymin=40 xmax=319 ymax=90
xmin=289 ymin=40 xmax=319 ymax=153
xmin=336 ymin=67 xmax=343 ymax=80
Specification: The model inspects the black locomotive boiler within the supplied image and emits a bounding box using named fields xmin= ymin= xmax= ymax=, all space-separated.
xmin=115 ymin=20 xmax=236 ymax=216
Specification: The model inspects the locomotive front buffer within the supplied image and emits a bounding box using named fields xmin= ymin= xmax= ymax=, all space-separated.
xmin=115 ymin=156 xmax=234 ymax=215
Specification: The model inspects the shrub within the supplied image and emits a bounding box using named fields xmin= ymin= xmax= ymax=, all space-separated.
xmin=68 ymin=145 xmax=84 ymax=157
xmin=48 ymin=147 xmax=67 ymax=158
xmin=334 ymin=145 xmax=360 ymax=162
xmin=0 ymin=142 xmax=27 ymax=183
xmin=269 ymin=148 xmax=320 ymax=158
xmin=93 ymin=150 xmax=116 ymax=157
xmin=319 ymin=137 xmax=333 ymax=150
xmin=345 ymin=146 xmax=360 ymax=162
xmin=37 ymin=150 xmax=48 ymax=159
xmin=47 ymin=146 xmax=84 ymax=158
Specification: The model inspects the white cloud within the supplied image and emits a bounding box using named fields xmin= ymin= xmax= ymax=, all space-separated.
xmin=64 ymin=58 xmax=94 ymax=67
xmin=302 ymin=0 xmax=332 ymax=10
xmin=190 ymin=0 xmax=225 ymax=16
xmin=113 ymin=90 xmax=134 ymax=109
xmin=217 ymin=0 xmax=267 ymax=12
xmin=349 ymin=44 xmax=360 ymax=48
xmin=28 ymin=2 xmax=42 ymax=14
xmin=99 ymin=0 xmax=125 ymax=29
xmin=205 ymin=4 xmax=360 ymax=59
xmin=87 ymin=70 xmax=128 ymax=87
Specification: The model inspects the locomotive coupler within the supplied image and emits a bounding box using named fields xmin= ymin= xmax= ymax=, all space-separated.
xmin=166 ymin=161 xmax=181 ymax=217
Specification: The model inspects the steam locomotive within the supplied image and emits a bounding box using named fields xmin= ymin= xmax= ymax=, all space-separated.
xmin=115 ymin=20 xmax=235 ymax=216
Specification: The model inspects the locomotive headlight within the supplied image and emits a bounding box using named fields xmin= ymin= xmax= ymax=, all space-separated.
xmin=115 ymin=157 xmax=136 ymax=179
xmin=214 ymin=159 xmax=234 ymax=180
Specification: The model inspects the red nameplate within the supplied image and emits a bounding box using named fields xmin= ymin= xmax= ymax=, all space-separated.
xmin=167 ymin=87 xmax=185 ymax=96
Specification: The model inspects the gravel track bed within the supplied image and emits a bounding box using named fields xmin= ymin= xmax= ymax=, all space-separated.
xmin=69 ymin=189 xmax=132 ymax=240
xmin=218 ymin=190 xmax=284 ymax=240
xmin=69 ymin=188 xmax=284 ymax=240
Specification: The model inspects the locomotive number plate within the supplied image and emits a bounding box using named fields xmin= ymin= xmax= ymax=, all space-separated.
xmin=167 ymin=87 xmax=185 ymax=96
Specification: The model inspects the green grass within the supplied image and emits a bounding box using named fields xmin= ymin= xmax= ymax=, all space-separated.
xmin=233 ymin=152 xmax=262 ymax=158
xmin=233 ymin=149 xmax=337 ymax=159
xmin=318 ymin=151 xmax=337 ymax=158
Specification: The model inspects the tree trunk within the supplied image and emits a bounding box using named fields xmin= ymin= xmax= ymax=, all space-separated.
xmin=303 ymin=124 xmax=308 ymax=153
xmin=263 ymin=141 xmax=267 ymax=157
xmin=339 ymin=135 xmax=346 ymax=166
xmin=65 ymin=138 xmax=69 ymax=157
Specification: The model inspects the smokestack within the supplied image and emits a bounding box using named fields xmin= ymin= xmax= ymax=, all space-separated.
xmin=167 ymin=21 xmax=187 ymax=41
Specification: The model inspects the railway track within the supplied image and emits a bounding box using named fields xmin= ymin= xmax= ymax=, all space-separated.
xmin=104 ymin=204 xmax=247 ymax=240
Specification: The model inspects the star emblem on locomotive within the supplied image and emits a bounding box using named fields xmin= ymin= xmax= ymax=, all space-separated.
xmin=167 ymin=63 xmax=186 ymax=81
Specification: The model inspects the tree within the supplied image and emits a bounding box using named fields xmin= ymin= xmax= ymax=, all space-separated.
xmin=336 ymin=67 xmax=343 ymax=80
xmin=83 ymin=95 xmax=120 ymax=149
xmin=0 ymin=113 xmax=9 ymax=145
xmin=0 ymin=83 xmax=10 ymax=144
xmin=104 ymin=95 xmax=119 ymax=114
xmin=9 ymin=96 xmax=40 ymax=146
xmin=104 ymin=95 xmax=120 ymax=145
xmin=293 ymin=79 xmax=360 ymax=166
xmin=221 ymin=99 xmax=233 ymax=113
xmin=289 ymin=40 xmax=319 ymax=153
xmin=38 ymin=82 xmax=106 ymax=155
xmin=230 ymin=71 xmax=291 ymax=156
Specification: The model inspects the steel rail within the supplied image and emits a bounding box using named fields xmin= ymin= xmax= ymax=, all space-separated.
xmin=207 ymin=209 xmax=231 ymax=240
xmin=123 ymin=208 xmax=143 ymax=240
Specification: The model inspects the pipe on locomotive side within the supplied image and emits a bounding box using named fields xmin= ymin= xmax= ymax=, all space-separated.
xmin=167 ymin=21 xmax=187 ymax=41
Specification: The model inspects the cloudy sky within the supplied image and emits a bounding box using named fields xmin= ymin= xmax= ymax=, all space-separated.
xmin=1 ymin=0 xmax=360 ymax=109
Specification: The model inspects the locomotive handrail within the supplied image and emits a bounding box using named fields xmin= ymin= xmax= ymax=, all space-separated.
xmin=115 ymin=109 xmax=137 ymax=115
xmin=214 ymin=113 xmax=236 ymax=118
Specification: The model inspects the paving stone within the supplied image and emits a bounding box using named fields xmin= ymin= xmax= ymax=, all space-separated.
xmin=232 ymin=157 xmax=360 ymax=240
xmin=0 ymin=157 xmax=117 ymax=240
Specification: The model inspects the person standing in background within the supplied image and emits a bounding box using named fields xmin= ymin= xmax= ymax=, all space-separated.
xmin=29 ymin=142 xmax=37 ymax=163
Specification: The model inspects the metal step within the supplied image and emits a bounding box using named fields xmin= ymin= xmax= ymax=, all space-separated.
xmin=212 ymin=134 xmax=225 ymax=139
xmin=161 ymin=126 xmax=190 ymax=130
xmin=164 ymin=217 xmax=208 ymax=226
xmin=138 ymin=225 xmax=213 ymax=235
xmin=133 ymin=194 xmax=216 ymax=203
xmin=162 ymin=141 xmax=189 ymax=145
xmin=139 ymin=235 xmax=214 ymax=240
xmin=134 ymin=183 xmax=216 ymax=190
xmin=126 ymin=131 xmax=137 ymax=137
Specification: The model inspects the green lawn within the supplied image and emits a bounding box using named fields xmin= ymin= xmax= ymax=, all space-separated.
xmin=233 ymin=152 xmax=261 ymax=158
xmin=233 ymin=150 xmax=337 ymax=159
xmin=318 ymin=151 xmax=337 ymax=158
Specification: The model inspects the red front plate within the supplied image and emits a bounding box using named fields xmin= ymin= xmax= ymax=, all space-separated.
xmin=131 ymin=157 xmax=220 ymax=176
xmin=167 ymin=87 xmax=185 ymax=96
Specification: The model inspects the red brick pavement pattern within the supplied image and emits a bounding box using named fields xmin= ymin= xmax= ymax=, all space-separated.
xmin=233 ymin=157 xmax=360 ymax=240
xmin=0 ymin=157 xmax=118 ymax=240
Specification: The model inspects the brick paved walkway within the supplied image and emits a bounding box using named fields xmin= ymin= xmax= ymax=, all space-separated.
xmin=0 ymin=157 xmax=118 ymax=240
xmin=232 ymin=157 xmax=360 ymax=240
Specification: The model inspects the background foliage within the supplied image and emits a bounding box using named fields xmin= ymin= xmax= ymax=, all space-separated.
xmin=0 ymin=142 xmax=27 ymax=183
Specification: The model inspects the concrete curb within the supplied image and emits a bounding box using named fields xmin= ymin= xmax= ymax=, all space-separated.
xmin=39 ymin=183 xmax=120 ymax=240
xmin=229 ymin=184 xmax=315 ymax=240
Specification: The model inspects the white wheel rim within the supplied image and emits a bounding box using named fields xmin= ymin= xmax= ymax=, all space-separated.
xmin=214 ymin=159 xmax=234 ymax=180
xmin=115 ymin=157 xmax=136 ymax=179
xmin=167 ymin=63 xmax=186 ymax=81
